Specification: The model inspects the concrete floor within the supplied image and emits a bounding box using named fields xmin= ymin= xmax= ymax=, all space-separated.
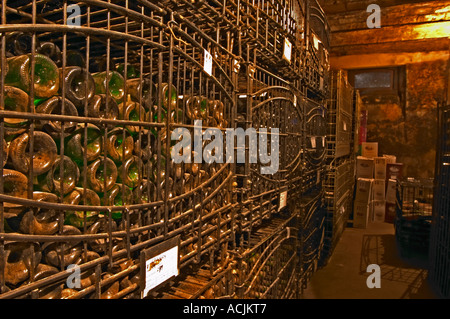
xmin=301 ymin=221 xmax=440 ymax=299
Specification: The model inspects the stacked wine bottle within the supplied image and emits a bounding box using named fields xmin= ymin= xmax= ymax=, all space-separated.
xmin=0 ymin=31 xmax=232 ymax=298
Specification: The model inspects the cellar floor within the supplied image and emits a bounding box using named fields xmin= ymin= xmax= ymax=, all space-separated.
xmin=301 ymin=221 xmax=440 ymax=299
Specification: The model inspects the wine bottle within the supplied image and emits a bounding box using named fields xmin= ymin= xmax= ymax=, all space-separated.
xmin=115 ymin=63 xmax=140 ymax=79
xmin=83 ymin=157 xmax=118 ymax=193
xmin=37 ymin=42 xmax=62 ymax=67
xmin=154 ymin=82 xmax=177 ymax=111
xmin=133 ymin=131 xmax=154 ymax=162
xmin=19 ymin=192 xmax=60 ymax=235
xmin=185 ymin=95 xmax=207 ymax=120
xmin=103 ymin=183 xmax=132 ymax=220
xmin=118 ymin=94 xmax=147 ymax=134
xmin=126 ymin=77 xmax=156 ymax=111
xmin=132 ymin=179 xmax=156 ymax=204
xmin=65 ymin=124 xmax=102 ymax=163
xmin=46 ymin=155 xmax=80 ymax=195
xmin=66 ymin=50 xmax=86 ymax=68
xmin=2 ymin=169 xmax=28 ymax=218
xmin=5 ymin=53 xmax=60 ymax=99
xmin=117 ymin=155 xmax=142 ymax=188
xmin=35 ymin=96 xmax=78 ymax=139
xmin=9 ymin=131 xmax=57 ymax=175
xmin=64 ymin=187 xmax=101 ymax=228
xmin=3 ymin=86 xmax=30 ymax=127
xmin=92 ymin=70 xmax=125 ymax=102
xmin=5 ymin=32 xmax=36 ymax=57
xmin=106 ymin=127 xmax=134 ymax=163
xmin=87 ymin=94 xmax=119 ymax=122
xmin=59 ymin=66 xmax=95 ymax=108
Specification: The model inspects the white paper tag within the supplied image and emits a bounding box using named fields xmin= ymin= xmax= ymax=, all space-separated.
xmin=313 ymin=34 xmax=320 ymax=50
xmin=279 ymin=190 xmax=287 ymax=211
xmin=204 ymin=49 xmax=212 ymax=76
xmin=143 ymin=245 xmax=179 ymax=297
xmin=282 ymin=38 xmax=292 ymax=63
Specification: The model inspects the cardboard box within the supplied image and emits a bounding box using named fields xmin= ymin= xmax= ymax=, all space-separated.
xmin=372 ymin=200 xmax=386 ymax=223
xmin=374 ymin=157 xmax=387 ymax=180
xmin=386 ymin=163 xmax=403 ymax=181
xmin=362 ymin=142 xmax=378 ymax=158
xmin=353 ymin=202 xmax=370 ymax=229
xmin=372 ymin=179 xmax=386 ymax=201
xmin=356 ymin=156 xmax=374 ymax=179
xmin=354 ymin=178 xmax=373 ymax=204
xmin=383 ymin=155 xmax=397 ymax=164
xmin=385 ymin=202 xmax=396 ymax=223
xmin=385 ymin=179 xmax=397 ymax=203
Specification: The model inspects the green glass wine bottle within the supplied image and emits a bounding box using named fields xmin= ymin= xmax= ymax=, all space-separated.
xmin=117 ymin=155 xmax=142 ymax=188
xmin=87 ymin=94 xmax=119 ymax=122
xmin=59 ymin=66 xmax=95 ymax=108
xmin=35 ymin=96 xmax=78 ymax=139
xmin=3 ymin=86 xmax=30 ymax=127
xmin=118 ymin=95 xmax=147 ymax=134
xmin=5 ymin=53 xmax=60 ymax=99
xmin=106 ymin=127 xmax=134 ymax=163
xmin=65 ymin=124 xmax=103 ymax=164
xmin=82 ymin=157 xmax=118 ymax=194
xmin=64 ymin=187 xmax=101 ymax=228
xmin=115 ymin=63 xmax=140 ymax=79
xmin=8 ymin=131 xmax=57 ymax=176
xmin=102 ymin=183 xmax=132 ymax=220
xmin=45 ymin=155 xmax=80 ymax=195
xmin=92 ymin=71 xmax=125 ymax=102
xmin=126 ymin=76 xmax=156 ymax=111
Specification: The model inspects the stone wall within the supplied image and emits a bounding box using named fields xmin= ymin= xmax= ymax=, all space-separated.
xmin=363 ymin=58 xmax=448 ymax=179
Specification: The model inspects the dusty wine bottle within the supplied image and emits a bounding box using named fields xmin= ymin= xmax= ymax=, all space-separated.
xmin=45 ymin=155 xmax=80 ymax=195
xmin=106 ymin=127 xmax=134 ymax=163
xmin=2 ymin=169 xmax=28 ymax=218
xmin=126 ymin=76 xmax=156 ymax=110
xmin=37 ymin=42 xmax=62 ymax=67
xmin=132 ymin=179 xmax=155 ymax=204
xmin=87 ymin=94 xmax=119 ymax=122
xmin=66 ymin=50 xmax=86 ymax=68
xmin=115 ymin=63 xmax=140 ymax=79
xmin=83 ymin=157 xmax=118 ymax=193
xmin=5 ymin=53 xmax=60 ymax=99
xmin=65 ymin=124 xmax=103 ymax=163
xmin=35 ymin=96 xmax=79 ymax=139
xmin=64 ymin=187 xmax=101 ymax=228
xmin=92 ymin=70 xmax=125 ymax=102
xmin=8 ymin=130 xmax=57 ymax=175
xmin=3 ymin=86 xmax=30 ymax=127
xmin=59 ymin=66 xmax=96 ymax=108
xmin=117 ymin=155 xmax=142 ymax=188
xmin=5 ymin=32 xmax=36 ymax=57
xmin=118 ymin=94 xmax=147 ymax=134
xmin=102 ymin=183 xmax=132 ymax=219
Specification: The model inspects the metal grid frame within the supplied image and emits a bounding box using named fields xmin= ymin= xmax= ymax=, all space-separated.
xmin=0 ymin=0 xmax=237 ymax=299
xmin=429 ymin=103 xmax=450 ymax=299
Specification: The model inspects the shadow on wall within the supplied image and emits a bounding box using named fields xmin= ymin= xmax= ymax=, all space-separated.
xmin=359 ymin=233 xmax=435 ymax=299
